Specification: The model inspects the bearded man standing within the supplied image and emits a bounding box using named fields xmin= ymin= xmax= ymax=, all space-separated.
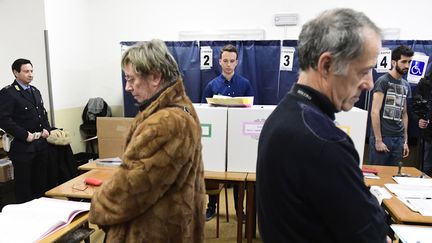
xmin=369 ymin=45 xmax=414 ymax=165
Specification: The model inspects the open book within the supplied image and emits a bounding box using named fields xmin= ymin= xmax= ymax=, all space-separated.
xmin=0 ymin=197 xmax=90 ymax=242
xmin=206 ymin=95 xmax=254 ymax=107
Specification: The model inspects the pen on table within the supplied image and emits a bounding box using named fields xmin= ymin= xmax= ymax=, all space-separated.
xmin=404 ymin=197 xmax=432 ymax=200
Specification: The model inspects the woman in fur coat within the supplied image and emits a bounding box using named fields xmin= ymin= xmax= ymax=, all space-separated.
xmin=89 ymin=39 xmax=206 ymax=243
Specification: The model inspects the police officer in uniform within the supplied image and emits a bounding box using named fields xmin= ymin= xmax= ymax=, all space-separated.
xmin=0 ymin=58 xmax=51 ymax=203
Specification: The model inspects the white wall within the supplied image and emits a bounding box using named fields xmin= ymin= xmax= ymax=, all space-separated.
xmin=43 ymin=0 xmax=93 ymax=110
xmin=1 ymin=0 xmax=430 ymax=153
xmin=3 ymin=0 xmax=431 ymax=111
xmin=0 ymin=0 xmax=50 ymax=112
xmin=43 ymin=0 xmax=432 ymax=111
xmin=4 ymin=0 xmax=432 ymax=110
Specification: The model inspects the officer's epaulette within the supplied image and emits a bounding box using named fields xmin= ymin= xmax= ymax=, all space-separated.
xmin=1 ymin=85 xmax=12 ymax=91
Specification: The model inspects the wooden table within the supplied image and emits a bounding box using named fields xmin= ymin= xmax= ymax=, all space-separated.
xmin=364 ymin=165 xmax=432 ymax=225
xmin=364 ymin=165 xmax=424 ymax=187
xmin=43 ymin=168 xmax=115 ymax=242
xmin=76 ymin=162 xmax=249 ymax=243
xmin=38 ymin=213 xmax=90 ymax=243
xmin=45 ymin=169 xmax=117 ymax=199
xmin=245 ymin=166 xmax=432 ymax=243
xmin=204 ymin=171 xmax=247 ymax=243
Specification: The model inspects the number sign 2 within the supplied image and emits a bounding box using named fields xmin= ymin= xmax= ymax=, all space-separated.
xmin=200 ymin=46 xmax=213 ymax=70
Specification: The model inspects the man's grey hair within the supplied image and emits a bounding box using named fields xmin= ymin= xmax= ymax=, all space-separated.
xmin=121 ymin=39 xmax=181 ymax=85
xmin=298 ymin=8 xmax=381 ymax=75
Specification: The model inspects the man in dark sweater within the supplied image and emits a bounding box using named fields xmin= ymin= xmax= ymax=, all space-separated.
xmin=256 ymin=8 xmax=389 ymax=243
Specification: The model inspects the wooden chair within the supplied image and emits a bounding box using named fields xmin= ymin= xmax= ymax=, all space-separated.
xmin=206 ymin=183 xmax=229 ymax=238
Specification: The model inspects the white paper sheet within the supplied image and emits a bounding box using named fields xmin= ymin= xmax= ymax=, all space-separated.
xmin=391 ymin=224 xmax=432 ymax=243
xmin=393 ymin=177 xmax=432 ymax=186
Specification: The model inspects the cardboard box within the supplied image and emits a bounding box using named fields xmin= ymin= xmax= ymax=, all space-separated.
xmin=0 ymin=159 xmax=14 ymax=182
xmin=335 ymin=107 xmax=368 ymax=167
xmin=193 ymin=104 xmax=228 ymax=172
xmin=227 ymin=105 xmax=276 ymax=172
xmin=97 ymin=117 xmax=133 ymax=159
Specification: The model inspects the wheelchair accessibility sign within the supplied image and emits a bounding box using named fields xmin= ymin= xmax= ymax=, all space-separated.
xmin=409 ymin=60 xmax=425 ymax=76
xmin=407 ymin=54 xmax=429 ymax=83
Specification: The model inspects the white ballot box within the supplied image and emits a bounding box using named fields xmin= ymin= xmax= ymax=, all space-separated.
xmin=335 ymin=107 xmax=368 ymax=167
xmin=227 ymin=105 xmax=276 ymax=172
xmin=193 ymin=104 xmax=228 ymax=172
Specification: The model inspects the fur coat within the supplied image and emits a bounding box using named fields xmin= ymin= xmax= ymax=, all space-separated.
xmin=89 ymin=80 xmax=206 ymax=242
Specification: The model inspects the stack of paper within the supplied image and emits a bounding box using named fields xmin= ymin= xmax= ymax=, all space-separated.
xmin=363 ymin=172 xmax=380 ymax=179
xmin=391 ymin=224 xmax=432 ymax=243
xmin=370 ymin=186 xmax=392 ymax=204
xmin=393 ymin=177 xmax=432 ymax=186
xmin=397 ymin=197 xmax=432 ymax=216
xmin=96 ymin=157 xmax=122 ymax=167
xmin=385 ymin=184 xmax=432 ymax=198
xmin=385 ymin=177 xmax=432 ymax=216
xmin=206 ymin=95 xmax=254 ymax=107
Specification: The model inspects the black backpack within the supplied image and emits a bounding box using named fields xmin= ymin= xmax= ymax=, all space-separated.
xmin=81 ymin=97 xmax=112 ymax=125
xmin=80 ymin=98 xmax=112 ymax=138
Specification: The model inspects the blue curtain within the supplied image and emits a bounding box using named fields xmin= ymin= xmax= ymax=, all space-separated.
xmin=166 ymin=41 xmax=201 ymax=103
xmin=120 ymin=39 xmax=432 ymax=142
xmin=254 ymin=40 xmax=281 ymax=105
xmin=279 ymin=40 xmax=299 ymax=103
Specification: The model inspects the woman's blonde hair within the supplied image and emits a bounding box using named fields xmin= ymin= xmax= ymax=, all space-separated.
xmin=121 ymin=39 xmax=181 ymax=85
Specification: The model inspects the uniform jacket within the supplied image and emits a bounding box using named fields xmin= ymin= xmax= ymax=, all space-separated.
xmin=89 ymin=80 xmax=206 ymax=243
xmin=0 ymin=80 xmax=51 ymax=153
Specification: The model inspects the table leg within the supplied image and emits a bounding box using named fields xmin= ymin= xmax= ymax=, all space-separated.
xmin=237 ymin=181 xmax=245 ymax=243
xmin=246 ymin=180 xmax=255 ymax=243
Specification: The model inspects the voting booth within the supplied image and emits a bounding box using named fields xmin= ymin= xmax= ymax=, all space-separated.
xmin=334 ymin=107 xmax=368 ymax=166
xmin=193 ymin=104 xmax=228 ymax=172
xmin=227 ymin=105 xmax=276 ymax=172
